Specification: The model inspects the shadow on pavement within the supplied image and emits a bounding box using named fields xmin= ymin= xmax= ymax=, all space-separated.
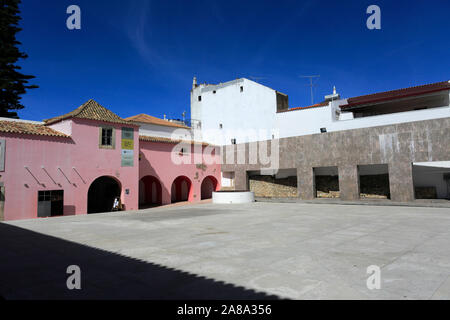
xmin=0 ymin=223 xmax=278 ymax=300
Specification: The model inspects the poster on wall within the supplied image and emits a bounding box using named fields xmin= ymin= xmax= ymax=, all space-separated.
xmin=121 ymin=127 xmax=134 ymax=150
xmin=121 ymin=128 xmax=134 ymax=167
xmin=121 ymin=150 xmax=134 ymax=167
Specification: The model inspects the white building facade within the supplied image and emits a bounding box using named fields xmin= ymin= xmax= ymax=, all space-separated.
xmin=191 ymin=77 xmax=450 ymax=201
xmin=191 ymin=77 xmax=450 ymax=145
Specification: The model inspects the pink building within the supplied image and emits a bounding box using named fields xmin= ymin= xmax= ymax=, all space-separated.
xmin=0 ymin=100 xmax=221 ymax=221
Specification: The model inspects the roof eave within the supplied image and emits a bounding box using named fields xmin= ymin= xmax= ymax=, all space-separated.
xmin=341 ymin=87 xmax=450 ymax=110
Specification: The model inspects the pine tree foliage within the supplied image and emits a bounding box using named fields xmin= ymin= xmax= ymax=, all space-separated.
xmin=0 ymin=0 xmax=38 ymax=118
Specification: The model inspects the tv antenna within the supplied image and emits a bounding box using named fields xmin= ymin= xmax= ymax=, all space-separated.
xmin=300 ymin=75 xmax=320 ymax=105
xmin=249 ymin=76 xmax=266 ymax=82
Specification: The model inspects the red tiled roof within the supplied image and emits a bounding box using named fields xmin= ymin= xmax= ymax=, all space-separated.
xmin=0 ymin=120 xmax=69 ymax=138
xmin=44 ymin=99 xmax=131 ymax=125
xmin=126 ymin=114 xmax=190 ymax=129
xmin=277 ymin=102 xmax=328 ymax=113
xmin=139 ymin=135 xmax=209 ymax=146
xmin=341 ymin=80 xmax=450 ymax=110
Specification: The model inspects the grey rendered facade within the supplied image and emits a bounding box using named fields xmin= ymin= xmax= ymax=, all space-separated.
xmin=221 ymin=116 xmax=450 ymax=202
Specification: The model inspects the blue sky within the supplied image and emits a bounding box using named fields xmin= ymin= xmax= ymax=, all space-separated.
xmin=16 ymin=0 xmax=450 ymax=121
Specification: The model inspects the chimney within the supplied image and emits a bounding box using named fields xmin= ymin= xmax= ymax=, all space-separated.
xmin=325 ymin=86 xmax=340 ymax=101
xmin=192 ymin=76 xmax=197 ymax=89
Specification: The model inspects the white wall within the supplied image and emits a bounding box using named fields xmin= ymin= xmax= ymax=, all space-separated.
xmin=221 ymin=172 xmax=235 ymax=187
xmin=138 ymin=123 xmax=192 ymax=140
xmin=191 ymin=78 xmax=278 ymax=145
xmin=47 ymin=119 xmax=72 ymax=136
xmin=276 ymin=105 xmax=333 ymax=137
xmin=276 ymin=101 xmax=450 ymax=139
xmin=0 ymin=117 xmax=43 ymax=124
xmin=190 ymin=78 xmax=450 ymax=146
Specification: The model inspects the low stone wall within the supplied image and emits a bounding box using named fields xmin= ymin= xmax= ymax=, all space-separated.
xmin=249 ymin=176 xmax=297 ymax=198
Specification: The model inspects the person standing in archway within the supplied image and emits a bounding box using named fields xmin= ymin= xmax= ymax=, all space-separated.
xmin=112 ymin=197 xmax=121 ymax=212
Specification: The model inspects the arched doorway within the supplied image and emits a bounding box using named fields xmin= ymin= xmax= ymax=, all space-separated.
xmin=87 ymin=176 xmax=121 ymax=214
xmin=171 ymin=176 xmax=192 ymax=203
xmin=139 ymin=175 xmax=162 ymax=208
xmin=201 ymin=176 xmax=219 ymax=199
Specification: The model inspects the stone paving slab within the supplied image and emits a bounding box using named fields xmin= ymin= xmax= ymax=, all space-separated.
xmin=256 ymin=197 xmax=450 ymax=208
xmin=1 ymin=202 xmax=450 ymax=299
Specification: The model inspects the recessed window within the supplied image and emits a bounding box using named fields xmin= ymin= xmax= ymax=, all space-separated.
xmin=240 ymin=86 xmax=244 ymax=92
xmin=102 ymin=128 xmax=113 ymax=146
xmin=198 ymin=96 xmax=202 ymax=101
xmin=99 ymin=127 xmax=115 ymax=148
xmin=320 ymin=128 xmax=327 ymax=133
xmin=37 ymin=190 xmax=64 ymax=217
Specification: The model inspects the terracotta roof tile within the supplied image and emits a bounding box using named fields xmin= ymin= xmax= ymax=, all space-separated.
xmin=0 ymin=120 xmax=69 ymax=138
xmin=139 ymin=135 xmax=209 ymax=146
xmin=44 ymin=99 xmax=131 ymax=125
xmin=341 ymin=80 xmax=450 ymax=110
xmin=277 ymin=102 xmax=328 ymax=113
xmin=126 ymin=114 xmax=190 ymax=129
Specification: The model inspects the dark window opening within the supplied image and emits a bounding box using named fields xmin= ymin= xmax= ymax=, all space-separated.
xmin=231 ymin=138 xmax=236 ymax=145
xmin=240 ymin=86 xmax=244 ymax=92
xmin=198 ymin=96 xmax=202 ymax=101
xmin=101 ymin=128 xmax=113 ymax=146
xmin=313 ymin=166 xmax=340 ymax=198
xmin=37 ymin=190 xmax=64 ymax=217
xmin=213 ymin=90 xmax=216 ymax=94
xmin=219 ymin=123 xmax=223 ymax=129
xmin=358 ymin=164 xmax=390 ymax=199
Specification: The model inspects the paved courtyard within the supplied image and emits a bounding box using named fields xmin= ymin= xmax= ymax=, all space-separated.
xmin=1 ymin=202 xmax=450 ymax=299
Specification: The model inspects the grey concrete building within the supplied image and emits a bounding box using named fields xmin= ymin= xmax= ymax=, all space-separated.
xmin=210 ymin=80 xmax=450 ymax=203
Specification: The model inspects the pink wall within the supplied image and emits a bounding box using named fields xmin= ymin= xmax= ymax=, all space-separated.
xmin=0 ymin=117 xmax=222 ymax=221
xmin=139 ymin=141 xmax=221 ymax=205
xmin=0 ymin=118 xmax=139 ymax=221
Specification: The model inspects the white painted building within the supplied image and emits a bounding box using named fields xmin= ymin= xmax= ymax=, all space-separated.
xmin=191 ymin=77 xmax=450 ymax=145
xmin=190 ymin=78 xmax=288 ymax=145
xmin=191 ymin=77 xmax=450 ymax=199
xmin=125 ymin=113 xmax=192 ymax=140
